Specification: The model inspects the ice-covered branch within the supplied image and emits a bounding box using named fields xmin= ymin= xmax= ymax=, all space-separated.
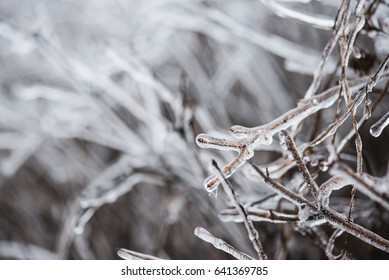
xmin=212 ymin=160 xmax=268 ymax=260
xmin=219 ymin=207 xmax=299 ymax=223
xmin=196 ymin=73 xmax=388 ymax=193
xmin=194 ymin=227 xmax=254 ymax=260
xmin=280 ymin=130 xmax=319 ymax=197
xmin=334 ymin=165 xmax=389 ymax=212
xmin=251 ymin=163 xmax=389 ymax=253
xmin=261 ymin=0 xmax=334 ymax=30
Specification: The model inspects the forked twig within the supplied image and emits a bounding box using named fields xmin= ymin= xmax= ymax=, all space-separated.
xmin=250 ymin=163 xmax=389 ymax=253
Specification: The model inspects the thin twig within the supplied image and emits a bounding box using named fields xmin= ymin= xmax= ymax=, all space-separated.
xmin=304 ymin=0 xmax=348 ymax=98
xmin=219 ymin=207 xmax=299 ymax=223
xmin=280 ymin=130 xmax=319 ymax=197
xmin=212 ymin=160 xmax=268 ymax=260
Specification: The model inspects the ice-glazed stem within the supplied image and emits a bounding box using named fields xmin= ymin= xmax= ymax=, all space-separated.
xmin=212 ymin=160 xmax=268 ymax=260
xmin=280 ymin=130 xmax=319 ymax=197
xmin=219 ymin=207 xmax=299 ymax=223
xmin=335 ymin=165 xmax=389 ymax=212
xmin=250 ymin=163 xmax=316 ymax=209
xmin=304 ymin=0 xmax=349 ymax=98
xmin=194 ymin=227 xmax=255 ymax=260
xmin=317 ymin=176 xmax=350 ymax=208
xmin=325 ymin=228 xmax=345 ymax=260
xmin=322 ymin=207 xmax=389 ymax=253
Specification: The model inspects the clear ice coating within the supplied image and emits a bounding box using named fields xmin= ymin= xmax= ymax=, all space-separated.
xmin=117 ymin=248 xmax=160 ymax=260
xmin=370 ymin=111 xmax=389 ymax=137
xmin=194 ymin=227 xmax=214 ymax=243
xmin=194 ymin=227 xmax=254 ymax=260
xmin=298 ymin=204 xmax=311 ymax=223
xmin=317 ymin=176 xmax=348 ymax=208
xmin=204 ymin=175 xmax=220 ymax=198
xmin=73 ymin=208 xmax=96 ymax=235
xmin=195 ymin=133 xmax=240 ymax=152
xmin=196 ymin=77 xmax=372 ymax=194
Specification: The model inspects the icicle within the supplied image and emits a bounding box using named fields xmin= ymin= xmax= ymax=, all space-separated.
xmin=370 ymin=111 xmax=389 ymax=137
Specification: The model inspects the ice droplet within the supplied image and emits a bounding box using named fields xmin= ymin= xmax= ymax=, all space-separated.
xmin=370 ymin=111 xmax=389 ymax=138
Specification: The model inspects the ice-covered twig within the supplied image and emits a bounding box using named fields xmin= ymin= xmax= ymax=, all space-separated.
xmin=366 ymin=53 xmax=389 ymax=93
xmin=117 ymin=248 xmax=161 ymax=260
xmin=261 ymin=0 xmax=334 ymax=30
xmin=317 ymin=176 xmax=350 ymax=208
xmin=304 ymin=0 xmax=350 ymax=98
xmin=344 ymin=1 xmax=367 ymax=67
xmin=249 ymin=163 xmax=315 ymax=209
xmin=280 ymin=130 xmax=319 ymax=197
xmin=212 ymin=160 xmax=268 ymax=260
xmin=251 ymin=163 xmax=389 ymax=253
xmin=325 ymin=229 xmax=346 ymax=260
xmin=310 ymin=71 xmax=389 ymax=147
xmin=194 ymin=227 xmax=254 ymax=260
xmin=370 ymin=110 xmax=389 ymax=137
xmin=219 ymin=207 xmax=299 ymax=223
xmin=336 ymin=79 xmax=389 ymax=155
xmin=334 ymin=164 xmax=389 ymax=212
